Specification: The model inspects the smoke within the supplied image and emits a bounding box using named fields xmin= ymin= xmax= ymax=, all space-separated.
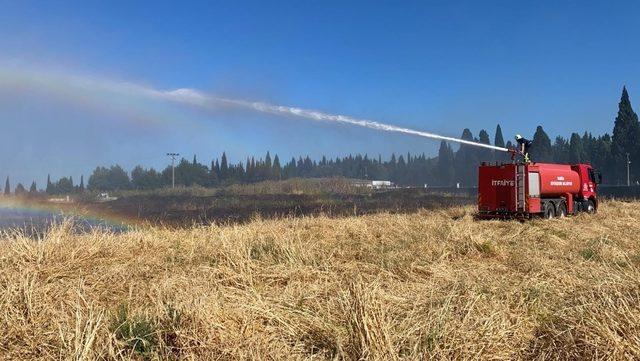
xmin=0 ymin=67 xmax=509 ymax=152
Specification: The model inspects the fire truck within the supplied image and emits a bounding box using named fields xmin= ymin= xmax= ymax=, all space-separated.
xmin=477 ymin=162 xmax=602 ymax=219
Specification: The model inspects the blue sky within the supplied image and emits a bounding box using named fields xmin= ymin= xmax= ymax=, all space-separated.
xmin=1 ymin=1 xmax=639 ymax=186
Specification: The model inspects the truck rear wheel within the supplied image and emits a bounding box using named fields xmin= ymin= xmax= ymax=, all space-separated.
xmin=586 ymin=200 xmax=596 ymax=214
xmin=557 ymin=202 xmax=567 ymax=218
xmin=543 ymin=202 xmax=555 ymax=219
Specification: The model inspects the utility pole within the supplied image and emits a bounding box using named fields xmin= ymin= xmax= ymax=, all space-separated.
xmin=627 ymin=153 xmax=631 ymax=187
xmin=167 ymin=153 xmax=179 ymax=188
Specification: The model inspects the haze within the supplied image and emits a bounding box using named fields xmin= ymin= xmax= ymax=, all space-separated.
xmin=1 ymin=1 xmax=639 ymax=186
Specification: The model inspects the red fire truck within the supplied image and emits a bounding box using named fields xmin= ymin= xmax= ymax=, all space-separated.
xmin=477 ymin=162 xmax=602 ymax=219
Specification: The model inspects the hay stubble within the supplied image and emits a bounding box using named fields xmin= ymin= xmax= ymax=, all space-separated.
xmin=0 ymin=201 xmax=639 ymax=359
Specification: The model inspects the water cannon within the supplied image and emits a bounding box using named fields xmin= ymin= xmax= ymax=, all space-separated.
xmin=507 ymin=147 xmax=520 ymax=160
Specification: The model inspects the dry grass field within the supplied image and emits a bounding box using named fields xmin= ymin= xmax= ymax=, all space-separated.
xmin=1 ymin=200 xmax=639 ymax=360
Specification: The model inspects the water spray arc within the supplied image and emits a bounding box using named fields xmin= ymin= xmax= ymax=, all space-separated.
xmin=230 ymin=100 xmax=509 ymax=152
xmin=1 ymin=68 xmax=510 ymax=153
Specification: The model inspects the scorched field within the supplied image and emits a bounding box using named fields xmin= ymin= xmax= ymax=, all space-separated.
xmin=0 ymin=200 xmax=639 ymax=360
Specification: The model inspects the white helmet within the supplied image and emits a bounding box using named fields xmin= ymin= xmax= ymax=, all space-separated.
xmin=515 ymin=134 xmax=523 ymax=140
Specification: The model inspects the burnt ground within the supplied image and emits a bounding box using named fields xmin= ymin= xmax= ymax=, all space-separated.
xmin=89 ymin=188 xmax=474 ymax=226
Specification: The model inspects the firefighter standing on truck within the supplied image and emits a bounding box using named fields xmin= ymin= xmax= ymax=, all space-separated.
xmin=515 ymin=134 xmax=532 ymax=163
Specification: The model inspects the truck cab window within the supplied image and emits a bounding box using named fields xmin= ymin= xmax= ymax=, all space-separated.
xmin=588 ymin=169 xmax=602 ymax=184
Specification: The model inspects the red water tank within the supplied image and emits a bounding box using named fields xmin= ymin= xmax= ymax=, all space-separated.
xmin=536 ymin=163 xmax=581 ymax=196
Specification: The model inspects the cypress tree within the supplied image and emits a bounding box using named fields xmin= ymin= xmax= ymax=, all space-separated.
xmin=46 ymin=174 xmax=53 ymax=194
xmin=531 ymin=125 xmax=553 ymax=162
xmin=553 ymin=136 xmax=570 ymax=163
xmin=4 ymin=177 xmax=10 ymax=195
xmin=569 ymin=133 xmax=587 ymax=164
xmin=477 ymin=129 xmax=492 ymax=162
xmin=209 ymin=160 xmax=218 ymax=185
xmin=478 ymin=129 xmax=491 ymax=144
xmin=289 ymin=157 xmax=297 ymax=178
xmin=15 ymin=183 xmax=26 ymax=196
xmin=250 ymin=157 xmax=257 ymax=180
xmin=494 ymin=124 xmax=505 ymax=148
xmin=29 ymin=181 xmax=37 ymax=194
xmin=493 ymin=124 xmax=507 ymax=162
xmin=265 ymin=152 xmax=272 ymax=168
xmin=265 ymin=151 xmax=273 ymax=179
xmin=437 ymin=141 xmax=455 ymax=185
xmin=454 ymin=129 xmax=476 ymax=186
xmin=79 ymin=175 xmax=85 ymax=192
xmin=214 ymin=159 xmax=221 ymax=178
xmin=612 ymin=86 xmax=640 ymax=182
xmin=220 ymin=152 xmax=228 ymax=180
xmin=273 ymin=154 xmax=282 ymax=180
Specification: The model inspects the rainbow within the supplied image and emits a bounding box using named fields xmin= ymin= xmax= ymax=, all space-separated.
xmin=0 ymin=197 xmax=139 ymax=232
xmin=0 ymin=65 xmax=199 ymax=129
xmin=0 ymin=65 xmax=508 ymax=152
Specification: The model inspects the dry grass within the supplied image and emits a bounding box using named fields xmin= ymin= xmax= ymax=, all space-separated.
xmin=0 ymin=200 xmax=639 ymax=360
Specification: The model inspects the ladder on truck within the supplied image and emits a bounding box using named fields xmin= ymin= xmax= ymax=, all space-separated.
xmin=516 ymin=165 xmax=526 ymax=212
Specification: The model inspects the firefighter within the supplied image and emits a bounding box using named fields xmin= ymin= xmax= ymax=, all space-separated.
xmin=515 ymin=134 xmax=532 ymax=163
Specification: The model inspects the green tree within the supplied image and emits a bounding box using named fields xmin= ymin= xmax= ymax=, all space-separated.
xmin=132 ymin=166 xmax=162 ymax=190
xmin=530 ymin=126 xmax=553 ymax=162
xmin=273 ymin=154 xmax=282 ymax=180
xmin=29 ymin=181 xmax=37 ymax=194
xmin=454 ymin=129 xmax=477 ymax=186
xmin=46 ymin=174 xmax=54 ymax=194
xmin=591 ymin=135 xmax=612 ymax=182
xmin=612 ymin=86 xmax=640 ymax=182
xmin=477 ymin=129 xmax=492 ymax=162
xmin=569 ymin=133 xmax=587 ymax=163
xmin=14 ymin=183 xmax=26 ymax=196
xmin=436 ymin=141 xmax=455 ymax=185
xmin=56 ymin=177 xmax=74 ymax=194
xmin=209 ymin=160 xmax=219 ymax=185
xmin=494 ymin=124 xmax=505 ymax=148
xmin=493 ymin=124 xmax=508 ymax=162
xmin=552 ymin=136 xmax=570 ymax=163
xmin=4 ymin=177 xmax=10 ymax=195
xmin=220 ymin=152 xmax=229 ymax=180
xmin=265 ymin=151 xmax=273 ymax=180
xmin=88 ymin=165 xmax=131 ymax=191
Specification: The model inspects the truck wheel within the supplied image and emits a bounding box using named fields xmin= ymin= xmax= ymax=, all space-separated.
xmin=586 ymin=200 xmax=596 ymax=214
xmin=543 ymin=203 xmax=555 ymax=219
xmin=557 ymin=202 xmax=567 ymax=218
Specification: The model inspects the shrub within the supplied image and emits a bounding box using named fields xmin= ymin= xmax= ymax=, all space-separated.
xmin=111 ymin=303 xmax=158 ymax=356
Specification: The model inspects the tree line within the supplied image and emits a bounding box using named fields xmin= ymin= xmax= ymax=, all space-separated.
xmin=2 ymin=87 xmax=639 ymax=195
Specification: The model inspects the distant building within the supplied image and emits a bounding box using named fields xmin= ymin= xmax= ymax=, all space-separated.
xmin=370 ymin=180 xmax=393 ymax=189
xmin=351 ymin=179 xmax=395 ymax=189
xmin=96 ymin=192 xmax=117 ymax=202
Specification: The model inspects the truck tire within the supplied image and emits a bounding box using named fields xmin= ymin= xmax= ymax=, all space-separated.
xmin=586 ymin=199 xmax=596 ymax=214
xmin=543 ymin=202 xmax=555 ymax=219
xmin=557 ymin=202 xmax=567 ymax=218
